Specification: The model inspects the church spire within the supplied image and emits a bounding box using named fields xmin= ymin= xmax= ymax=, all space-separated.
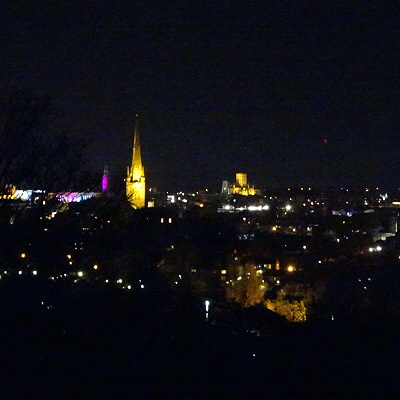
xmin=131 ymin=114 xmax=142 ymax=171
xmin=126 ymin=114 xmax=146 ymax=208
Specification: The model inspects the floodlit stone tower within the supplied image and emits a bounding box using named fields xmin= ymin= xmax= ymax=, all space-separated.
xmin=126 ymin=115 xmax=146 ymax=208
xmin=230 ymin=173 xmax=260 ymax=196
xmin=236 ymin=173 xmax=248 ymax=188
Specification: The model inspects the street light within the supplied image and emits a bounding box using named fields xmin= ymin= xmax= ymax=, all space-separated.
xmin=204 ymin=300 xmax=210 ymax=321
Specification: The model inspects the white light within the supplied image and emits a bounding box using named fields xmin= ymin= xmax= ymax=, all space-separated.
xmin=248 ymin=205 xmax=262 ymax=211
xmin=18 ymin=271 xmax=22 ymax=275
xmin=77 ymin=271 xmax=83 ymax=277
xmin=376 ymin=246 xmax=382 ymax=251
xmin=117 ymin=279 xmax=123 ymax=284
xmin=205 ymin=300 xmax=210 ymax=312
xmin=127 ymin=285 xmax=131 ymax=289
xmin=369 ymin=247 xmax=374 ymax=252
xmin=140 ymin=284 xmax=144 ymax=289
xmin=32 ymin=270 xmax=37 ymax=275
xmin=285 ymin=204 xmax=291 ymax=211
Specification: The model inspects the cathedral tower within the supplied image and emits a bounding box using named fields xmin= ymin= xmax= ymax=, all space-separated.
xmin=126 ymin=115 xmax=146 ymax=208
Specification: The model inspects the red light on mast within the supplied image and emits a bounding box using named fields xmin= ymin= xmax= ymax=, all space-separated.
xmin=323 ymin=139 xmax=327 ymax=143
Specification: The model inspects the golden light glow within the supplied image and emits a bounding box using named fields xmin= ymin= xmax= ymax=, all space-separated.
xmin=287 ymin=265 xmax=295 ymax=272
xmin=93 ymin=264 xmax=98 ymax=270
xmin=67 ymin=254 xmax=72 ymax=259
xmin=126 ymin=117 xmax=146 ymax=208
xmin=230 ymin=173 xmax=260 ymax=196
xmin=21 ymin=253 xmax=26 ymax=258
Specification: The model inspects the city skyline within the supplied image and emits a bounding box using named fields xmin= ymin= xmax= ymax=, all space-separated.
xmin=1 ymin=2 xmax=398 ymax=191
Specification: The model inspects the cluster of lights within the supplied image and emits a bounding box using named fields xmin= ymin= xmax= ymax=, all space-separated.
xmin=247 ymin=205 xmax=270 ymax=211
xmin=369 ymin=246 xmax=382 ymax=252
xmin=221 ymin=204 xmax=270 ymax=212
xmin=14 ymin=253 xmax=145 ymax=291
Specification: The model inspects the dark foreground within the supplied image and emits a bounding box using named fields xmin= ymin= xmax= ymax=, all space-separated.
xmin=0 ymin=277 xmax=399 ymax=399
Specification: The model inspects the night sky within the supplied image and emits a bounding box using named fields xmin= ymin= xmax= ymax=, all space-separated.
xmin=1 ymin=1 xmax=399 ymax=191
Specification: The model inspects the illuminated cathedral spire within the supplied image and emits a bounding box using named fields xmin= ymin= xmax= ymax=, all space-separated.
xmin=126 ymin=114 xmax=146 ymax=208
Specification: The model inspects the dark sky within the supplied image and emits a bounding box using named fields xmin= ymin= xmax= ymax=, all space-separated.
xmin=1 ymin=1 xmax=399 ymax=191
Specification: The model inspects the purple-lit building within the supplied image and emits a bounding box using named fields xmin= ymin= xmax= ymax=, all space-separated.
xmin=102 ymin=166 xmax=109 ymax=192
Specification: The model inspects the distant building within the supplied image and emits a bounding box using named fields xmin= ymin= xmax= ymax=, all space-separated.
xmin=102 ymin=166 xmax=109 ymax=192
xmin=126 ymin=115 xmax=146 ymax=208
xmin=221 ymin=180 xmax=230 ymax=194
xmin=224 ymin=173 xmax=260 ymax=196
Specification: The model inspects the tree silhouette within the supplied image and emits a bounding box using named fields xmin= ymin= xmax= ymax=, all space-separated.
xmin=0 ymin=87 xmax=88 ymax=192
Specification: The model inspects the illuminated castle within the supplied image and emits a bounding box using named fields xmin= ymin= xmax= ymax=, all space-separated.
xmin=223 ymin=173 xmax=260 ymax=196
xmin=126 ymin=115 xmax=146 ymax=208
